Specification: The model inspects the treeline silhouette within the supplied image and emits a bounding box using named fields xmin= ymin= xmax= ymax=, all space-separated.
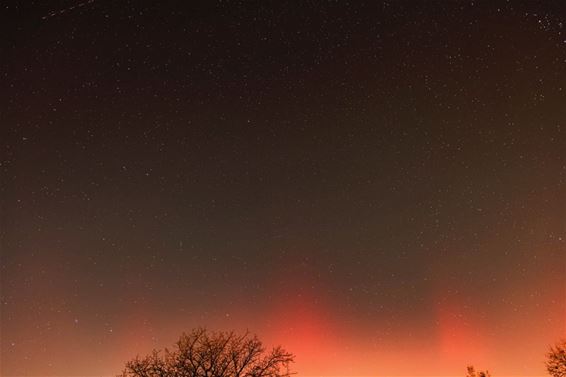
xmin=119 ymin=329 xmax=566 ymax=377
xmin=467 ymin=339 xmax=566 ymax=377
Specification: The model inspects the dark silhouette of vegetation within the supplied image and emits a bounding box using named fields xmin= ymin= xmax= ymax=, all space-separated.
xmin=120 ymin=328 xmax=294 ymax=377
xmin=119 ymin=329 xmax=566 ymax=377
xmin=466 ymin=365 xmax=491 ymax=377
xmin=546 ymin=339 xmax=566 ymax=377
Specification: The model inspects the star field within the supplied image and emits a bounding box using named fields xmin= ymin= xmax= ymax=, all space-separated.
xmin=1 ymin=1 xmax=565 ymax=376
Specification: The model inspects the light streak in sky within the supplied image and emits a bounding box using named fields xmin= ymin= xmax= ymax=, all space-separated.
xmin=42 ymin=0 xmax=96 ymax=20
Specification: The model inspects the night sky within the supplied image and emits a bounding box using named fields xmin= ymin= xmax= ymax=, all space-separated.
xmin=1 ymin=1 xmax=565 ymax=376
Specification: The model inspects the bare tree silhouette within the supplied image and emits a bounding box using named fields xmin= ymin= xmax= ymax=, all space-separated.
xmin=120 ymin=328 xmax=294 ymax=377
xmin=546 ymin=339 xmax=566 ymax=377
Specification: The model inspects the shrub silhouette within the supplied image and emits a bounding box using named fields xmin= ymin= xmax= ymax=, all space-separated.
xmin=546 ymin=339 xmax=566 ymax=377
xmin=466 ymin=365 xmax=491 ymax=377
xmin=120 ymin=328 xmax=294 ymax=377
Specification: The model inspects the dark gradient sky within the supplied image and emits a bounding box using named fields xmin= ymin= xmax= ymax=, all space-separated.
xmin=1 ymin=1 xmax=565 ymax=376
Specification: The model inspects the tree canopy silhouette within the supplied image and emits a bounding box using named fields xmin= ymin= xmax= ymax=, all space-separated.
xmin=546 ymin=339 xmax=566 ymax=377
xmin=120 ymin=328 xmax=294 ymax=377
